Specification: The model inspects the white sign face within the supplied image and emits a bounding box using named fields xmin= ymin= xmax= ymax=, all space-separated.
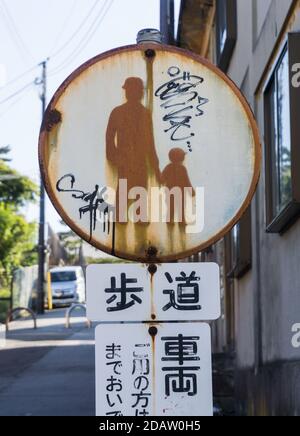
xmin=39 ymin=44 xmax=261 ymax=262
xmin=95 ymin=323 xmax=213 ymax=417
xmin=87 ymin=263 xmax=220 ymax=322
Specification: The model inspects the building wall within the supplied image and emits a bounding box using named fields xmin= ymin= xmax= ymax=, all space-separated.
xmin=253 ymin=0 xmax=273 ymax=41
xmin=170 ymin=0 xmax=300 ymax=415
xmin=224 ymin=0 xmax=300 ymax=415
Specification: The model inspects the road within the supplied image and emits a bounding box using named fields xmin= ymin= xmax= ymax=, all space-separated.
xmin=0 ymin=309 xmax=95 ymax=416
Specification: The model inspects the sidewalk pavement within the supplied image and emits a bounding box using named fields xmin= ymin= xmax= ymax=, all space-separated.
xmin=0 ymin=309 xmax=95 ymax=416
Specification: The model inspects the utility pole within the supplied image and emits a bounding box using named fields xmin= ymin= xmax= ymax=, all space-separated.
xmin=37 ymin=60 xmax=47 ymax=315
xmin=160 ymin=0 xmax=175 ymax=45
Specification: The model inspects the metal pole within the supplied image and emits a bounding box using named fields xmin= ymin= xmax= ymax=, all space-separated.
xmin=37 ymin=60 xmax=47 ymax=315
xmin=160 ymin=0 xmax=175 ymax=45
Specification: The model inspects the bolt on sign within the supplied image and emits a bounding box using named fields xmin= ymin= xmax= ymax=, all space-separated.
xmin=87 ymin=263 xmax=220 ymax=322
xmin=95 ymin=323 xmax=213 ymax=417
xmin=39 ymin=43 xmax=261 ymax=263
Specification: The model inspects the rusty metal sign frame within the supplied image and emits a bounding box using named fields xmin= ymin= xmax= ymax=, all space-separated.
xmin=39 ymin=43 xmax=261 ymax=263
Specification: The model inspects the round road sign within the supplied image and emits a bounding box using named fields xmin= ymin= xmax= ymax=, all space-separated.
xmin=39 ymin=44 xmax=261 ymax=263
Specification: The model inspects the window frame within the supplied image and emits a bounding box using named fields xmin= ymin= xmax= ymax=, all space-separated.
xmin=264 ymin=33 xmax=300 ymax=234
xmin=215 ymin=0 xmax=237 ymax=72
xmin=224 ymin=234 xmax=235 ymax=350
xmin=227 ymin=207 xmax=252 ymax=280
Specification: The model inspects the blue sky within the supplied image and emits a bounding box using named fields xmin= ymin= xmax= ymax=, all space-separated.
xmin=0 ymin=0 xmax=176 ymax=233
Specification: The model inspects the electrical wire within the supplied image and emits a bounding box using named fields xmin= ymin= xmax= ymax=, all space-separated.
xmin=48 ymin=0 xmax=79 ymax=55
xmin=49 ymin=0 xmax=100 ymax=59
xmin=0 ymin=81 xmax=34 ymax=105
xmin=0 ymin=94 xmax=25 ymax=119
xmin=0 ymin=0 xmax=34 ymax=63
xmin=0 ymin=64 xmax=38 ymax=91
xmin=0 ymin=92 xmax=30 ymax=118
xmin=0 ymin=0 xmax=112 ymax=94
xmin=49 ymin=0 xmax=114 ymax=77
xmin=0 ymin=0 xmax=113 ymax=116
xmin=52 ymin=0 xmax=113 ymax=74
xmin=1 ymin=0 xmax=34 ymax=60
xmin=0 ymin=1 xmax=98 ymax=93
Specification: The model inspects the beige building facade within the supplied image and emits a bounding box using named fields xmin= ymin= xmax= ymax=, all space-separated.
xmin=161 ymin=0 xmax=300 ymax=415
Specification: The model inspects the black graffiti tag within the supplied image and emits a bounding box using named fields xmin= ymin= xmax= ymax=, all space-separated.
xmin=155 ymin=66 xmax=209 ymax=152
xmin=56 ymin=174 xmax=115 ymax=241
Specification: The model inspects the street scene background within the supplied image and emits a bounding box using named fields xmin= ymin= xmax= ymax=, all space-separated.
xmin=1 ymin=0 xmax=300 ymax=417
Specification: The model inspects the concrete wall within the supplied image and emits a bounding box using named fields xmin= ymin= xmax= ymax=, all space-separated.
xmin=174 ymin=0 xmax=300 ymax=414
xmin=224 ymin=0 xmax=300 ymax=415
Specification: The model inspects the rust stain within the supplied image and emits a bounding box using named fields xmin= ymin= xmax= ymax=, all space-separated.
xmin=144 ymin=49 xmax=155 ymax=114
xmin=146 ymin=246 xmax=158 ymax=261
xmin=38 ymin=43 xmax=261 ymax=263
xmin=44 ymin=109 xmax=62 ymax=132
xmin=148 ymin=263 xmax=157 ymax=321
xmin=148 ymin=325 xmax=158 ymax=416
xmin=105 ymin=67 xmax=161 ymax=266
xmin=150 ymin=271 xmax=155 ymax=318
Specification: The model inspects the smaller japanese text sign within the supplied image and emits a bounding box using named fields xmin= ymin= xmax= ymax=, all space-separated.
xmin=95 ymin=323 xmax=213 ymax=417
xmin=87 ymin=263 xmax=220 ymax=322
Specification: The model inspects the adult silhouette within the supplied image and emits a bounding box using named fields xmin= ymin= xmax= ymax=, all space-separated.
xmin=106 ymin=77 xmax=160 ymax=193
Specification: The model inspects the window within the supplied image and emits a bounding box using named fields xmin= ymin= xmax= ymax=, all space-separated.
xmin=227 ymin=207 xmax=252 ymax=279
xmin=224 ymin=234 xmax=235 ymax=350
xmin=173 ymin=0 xmax=182 ymax=42
xmin=216 ymin=0 xmax=237 ymax=72
xmin=264 ymin=34 xmax=300 ymax=233
xmin=51 ymin=271 xmax=77 ymax=283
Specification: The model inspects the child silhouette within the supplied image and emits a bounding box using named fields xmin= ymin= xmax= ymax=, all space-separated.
xmin=161 ymin=148 xmax=195 ymax=225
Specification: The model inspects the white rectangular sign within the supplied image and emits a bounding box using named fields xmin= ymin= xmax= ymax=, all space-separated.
xmin=87 ymin=263 xmax=220 ymax=322
xmin=95 ymin=323 xmax=213 ymax=417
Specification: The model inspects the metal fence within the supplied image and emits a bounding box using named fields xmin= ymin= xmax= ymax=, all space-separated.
xmin=12 ymin=265 xmax=38 ymax=310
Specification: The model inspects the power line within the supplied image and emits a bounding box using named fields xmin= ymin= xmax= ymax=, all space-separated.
xmin=0 ymin=64 xmax=38 ymax=91
xmin=0 ymin=0 xmax=112 ymax=96
xmin=48 ymin=0 xmax=79 ymax=55
xmin=0 ymin=0 xmax=34 ymax=63
xmin=1 ymin=0 xmax=34 ymax=61
xmin=49 ymin=0 xmax=114 ymax=76
xmin=0 ymin=0 xmax=113 ymax=115
xmin=49 ymin=0 xmax=100 ymax=59
xmin=1 ymin=1 xmax=100 ymax=93
xmin=0 ymin=92 xmax=30 ymax=119
xmin=0 ymin=3 xmax=27 ymax=64
xmin=49 ymin=0 xmax=114 ymax=77
xmin=0 ymin=81 xmax=34 ymax=105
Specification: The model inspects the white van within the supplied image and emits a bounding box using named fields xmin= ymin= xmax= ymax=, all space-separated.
xmin=49 ymin=266 xmax=85 ymax=307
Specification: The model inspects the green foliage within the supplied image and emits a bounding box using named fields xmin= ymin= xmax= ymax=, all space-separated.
xmin=0 ymin=204 xmax=37 ymax=285
xmin=0 ymin=145 xmax=11 ymax=162
xmin=0 ymin=146 xmax=11 ymax=163
xmin=0 ymin=145 xmax=10 ymax=161
xmin=0 ymin=160 xmax=38 ymax=207
xmin=0 ymin=147 xmax=38 ymax=287
xmin=0 ymin=300 xmax=9 ymax=322
xmin=0 ymin=289 xmax=10 ymax=298
xmin=0 ymin=289 xmax=10 ymax=322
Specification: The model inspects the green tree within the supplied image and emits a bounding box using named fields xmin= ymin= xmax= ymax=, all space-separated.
xmin=0 ymin=205 xmax=37 ymax=283
xmin=0 ymin=146 xmax=38 ymax=286
xmin=0 ymin=150 xmax=37 ymax=206
xmin=0 ymin=145 xmax=11 ymax=162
